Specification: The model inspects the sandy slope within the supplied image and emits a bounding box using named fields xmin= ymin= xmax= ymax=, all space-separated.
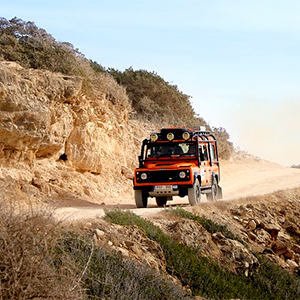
xmin=54 ymin=157 xmax=300 ymax=221
xmin=221 ymin=157 xmax=300 ymax=199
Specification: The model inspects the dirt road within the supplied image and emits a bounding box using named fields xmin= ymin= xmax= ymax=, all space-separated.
xmin=54 ymin=157 xmax=300 ymax=221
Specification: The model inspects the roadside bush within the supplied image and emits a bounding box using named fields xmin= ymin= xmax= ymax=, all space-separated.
xmin=61 ymin=230 xmax=191 ymax=300
xmin=0 ymin=201 xmax=80 ymax=299
xmin=0 ymin=200 xmax=191 ymax=299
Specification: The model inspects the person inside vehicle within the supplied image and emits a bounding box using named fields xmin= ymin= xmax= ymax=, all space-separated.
xmin=187 ymin=144 xmax=196 ymax=155
xmin=174 ymin=145 xmax=183 ymax=155
xmin=159 ymin=146 xmax=174 ymax=156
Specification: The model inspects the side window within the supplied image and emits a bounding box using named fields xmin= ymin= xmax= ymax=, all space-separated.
xmin=200 ymin=144 xmax=208 ymax=161
xmin=147 ymin=148 xmax=152 ymax=157
xmin=210 ymin=144 xmax=216 ymax=160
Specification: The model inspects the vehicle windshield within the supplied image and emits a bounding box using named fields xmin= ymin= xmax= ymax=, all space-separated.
xmin=146 ymin=142 xmax=197 ymax=159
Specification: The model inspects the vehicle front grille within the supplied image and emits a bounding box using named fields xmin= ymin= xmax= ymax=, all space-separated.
xmin=149 ymin=170 xmax=188 ymax=183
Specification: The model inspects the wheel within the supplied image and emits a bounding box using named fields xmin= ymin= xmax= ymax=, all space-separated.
xmin=188 ymin=179 xmax=201 ymax=206
xmin=206 ymin=179 xmax=218 ymax=201
xmin=135 ymin=190 xmax=148 ymax=208
xmin=156 ymin=197 xmax=167 ymax=207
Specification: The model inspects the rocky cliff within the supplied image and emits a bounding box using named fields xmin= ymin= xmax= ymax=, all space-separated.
xmin=0 ymin=61 xmax=151 ymax=205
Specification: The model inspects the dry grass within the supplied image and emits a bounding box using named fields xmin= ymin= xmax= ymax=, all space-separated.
xmin=0 ymin=200 xmax=191 ymax=299
xmin=0 ymin=201 xmax=81 ymax=299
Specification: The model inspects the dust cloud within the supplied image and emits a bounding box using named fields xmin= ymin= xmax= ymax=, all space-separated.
xmin=230 ymin=98 xmax=300 ymax=166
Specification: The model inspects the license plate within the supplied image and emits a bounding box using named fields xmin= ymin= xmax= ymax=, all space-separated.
xmin=154 ymin=185 xmax=178 ymax=191
xmin=154 ymin=185 xmax=172 ymax=190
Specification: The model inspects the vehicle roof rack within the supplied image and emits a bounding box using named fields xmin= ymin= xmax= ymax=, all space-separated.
xmin=192 ymin=130 xmax=211 ymax=136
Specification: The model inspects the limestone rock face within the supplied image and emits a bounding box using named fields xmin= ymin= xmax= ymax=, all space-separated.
xmin=0 ymin=61 xmax=150 ymax=203
xmin=0 ymin=61 xmax=80 ymax=163
xmin=66 ymin=122 xmax=103 ymax=174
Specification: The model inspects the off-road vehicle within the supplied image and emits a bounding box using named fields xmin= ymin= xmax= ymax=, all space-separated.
xmin=133 ymin=127 xmax=223 ymax=208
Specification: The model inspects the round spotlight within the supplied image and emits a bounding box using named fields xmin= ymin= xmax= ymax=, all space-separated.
xmin=182 ymin=132 xmax=190 ymax=140
xmin=150 ymin=133 xmax=158 ymax=142
xmin=167 ymin=132 xmax=174 ymax=141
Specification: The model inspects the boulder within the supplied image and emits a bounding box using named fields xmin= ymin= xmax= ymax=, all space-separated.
xmin=212 ymin=232 xmax=259 ymax=275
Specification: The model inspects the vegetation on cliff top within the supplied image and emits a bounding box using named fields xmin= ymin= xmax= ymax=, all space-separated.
xmin=0 ymin=16 xmax=233 ymax=158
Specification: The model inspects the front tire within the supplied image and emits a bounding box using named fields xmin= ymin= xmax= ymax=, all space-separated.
xmin=135 ymin=190 xmax=148 ymax=208
xmin=156 ymin=197 xmax=167 ymax=207
xmin=188 ymin=179 xmax=201 ymax=206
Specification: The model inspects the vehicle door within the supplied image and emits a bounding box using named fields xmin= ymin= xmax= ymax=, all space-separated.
xmin=199 ymin=142 xmax=212 ymax=186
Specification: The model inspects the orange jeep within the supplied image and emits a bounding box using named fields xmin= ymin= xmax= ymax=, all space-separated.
xmin=133 ymin=127 xmax=223 ymax=208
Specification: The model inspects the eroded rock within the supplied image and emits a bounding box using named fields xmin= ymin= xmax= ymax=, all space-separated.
xmin=0 ymin=60 xmax=147 ymax=203
xmin=212 ymin=232 xmax=259 ymax=275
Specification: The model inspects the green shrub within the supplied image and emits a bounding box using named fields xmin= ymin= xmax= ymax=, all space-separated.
xmin=169 ymin=208 xmax=244 ymax=244
xmin=0 ymin=17 xmax=87 ymax=76
xmin=105 ymin=210 xmax=240 ymax=298
xmin=61 ymin=230 xmax=191 ymax=300
xmin=105 ymin=209 xmax=300 ymax=300
xmin=212 ymin=127 xmax=234 ymax=159
xmin=108 ymin=67 xmax=208 ymax=128
xmin=248 ymin=255 xmax=300 ymax=300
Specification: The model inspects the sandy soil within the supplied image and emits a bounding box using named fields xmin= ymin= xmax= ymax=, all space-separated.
xmin=53 ymin=157 xmax=300 ymax=221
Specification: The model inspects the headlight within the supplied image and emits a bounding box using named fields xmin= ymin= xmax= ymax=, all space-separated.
xmin=179 ymin=171 xmax=186 ymax=179
xmin=182 ymin=132 xmax=190 ymax=140
xmin=140 ymin=173 xmax=148 ymax=180
xmin=150 ymin=133 xmax=158 ymax=142
xmin=167 ymin=132 xmax=174 ymax=141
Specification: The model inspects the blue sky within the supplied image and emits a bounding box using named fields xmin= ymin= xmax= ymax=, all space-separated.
xmin=2 ymin=0 xmax=300 ymax=166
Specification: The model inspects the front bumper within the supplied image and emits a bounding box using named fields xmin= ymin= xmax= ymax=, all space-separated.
xmin=148 ymin=184 xmax=179 ymax=197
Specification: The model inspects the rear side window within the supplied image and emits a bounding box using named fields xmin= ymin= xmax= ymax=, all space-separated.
xmin=199 ymin=144 xmax=208 ymax=161
xmin=210 ymin=143 xmax=216 ymax=160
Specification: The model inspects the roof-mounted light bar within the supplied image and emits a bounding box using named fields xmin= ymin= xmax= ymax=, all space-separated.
xmin=150 ymin=133 xmax=158 ymax=142
xmin=182 ymin=132 xmax=190 ymax=140
xmin=167 ymin=132 xmax=174 ymax=141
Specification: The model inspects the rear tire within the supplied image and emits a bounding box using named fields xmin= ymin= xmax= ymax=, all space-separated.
xmin=206 ymin=179 xmax=218 ymax=201
xmin=156 ymin=197 xmax=167 ymax=207
xmin=188 ymin=180 xmax=201 ymax=206
xmin=135 ymin=190 xmax=148 ymax=208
